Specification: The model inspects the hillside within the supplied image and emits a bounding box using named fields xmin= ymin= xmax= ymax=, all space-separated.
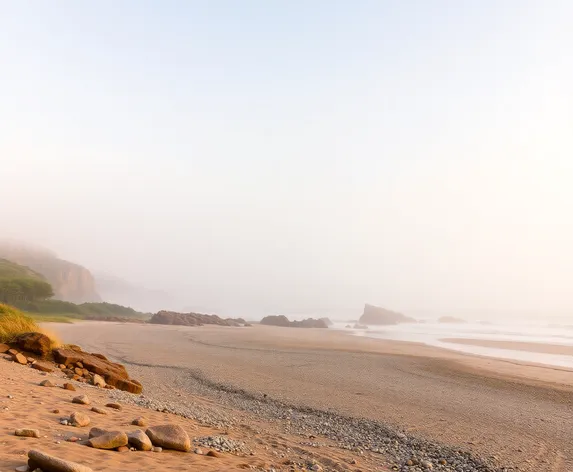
xmin=0 ymin=241 xmax=101 ymax=303
xmin=0 ymin=258 xmax=46 ymax=281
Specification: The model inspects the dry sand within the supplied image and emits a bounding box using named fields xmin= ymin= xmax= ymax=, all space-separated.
xmin=12 ymin=322 xmax=573 ymax=471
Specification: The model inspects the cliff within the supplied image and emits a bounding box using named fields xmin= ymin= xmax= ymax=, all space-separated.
xmin=358 ymin=304 xmax=415 ymax=325
xmin=0 ymin=241 xmax=101 ymax=303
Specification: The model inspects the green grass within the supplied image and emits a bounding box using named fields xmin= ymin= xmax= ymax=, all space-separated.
xmin=0 ymin=303 xmax=63 ymax=346
xmin=28 ymin=312 xmax=77 ymax=323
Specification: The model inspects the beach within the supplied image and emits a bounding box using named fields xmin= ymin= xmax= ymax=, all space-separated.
xmin=43 ymin=321 xmax=573 ymax=471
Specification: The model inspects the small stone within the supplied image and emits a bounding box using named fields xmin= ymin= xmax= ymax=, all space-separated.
xmin=15 ymin=466 xmax=29 ymax=472
xmin=117 ymin=446 xmax=129 ymax=452
xmin=421 ymin=461 xmax=433 ymax=469
xmin=63 ymin=383 xmax=76 ymax=391
xmin=72 ymin=395 xmax=90 ymax=405
xmin=206 ymin=450 xmax=221 ymax=458
xmin=152 ymin=447 xmax=162 ymax=453
xmin=70 ymin=411 xmax=90 ymax=427
xmin=438 ymin=459 xmax=447 ymax=465
xmin=39 ymin=380 xmax=54 ymax=387
xmin=15 ymin=429 xmax=40 ymax=438
xmin=105 ymin=403 xmax=122 ymax=410
xmin=12 ymin=352 xmax=27 ymax=365
xmin=60 ymin=419 xmax=69 ymax=426
xmin=74 ymin=367 xmax=83 ymax=376
xmin=91 ymin=407 xmax=107 ymax=415
xmin=92 ymin=374 xmax=106 ymax=388
xmin=67 ymin=437 xmax=80 ymax=442
xmin=311 ymin=465 xmax=322 ymax=472
xmin=127 ymin=430 xmax=153 ymax=451
xmin=52 ymin=409 xmax=60 ymax=414
xmin=194 ymin=448 xmax=203 ymax=455
xmin=76 ymin=362 xmax=83 ymax=368
xmin=131 ymin=417 xmax=147 ymax=427
xmin=32 ymin=362 xmax=53 ymax=373
xmin=59 ymin=364 xmax=66 ymax=369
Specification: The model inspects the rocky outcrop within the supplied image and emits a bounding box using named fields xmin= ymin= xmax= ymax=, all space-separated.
xmin=53 ymin=346 xmax=142 ymax=394
xmin=358 ymin=304 xmax=416 ymax=325
xmin=0 ymin=241 xmax=101 ymax=303
xmin=149 ymin=310 xmax=248 ymax=327
xmin=260 ymin=315 xmax=329 ymax=328
xmin=13 ymin=332 xmax=52 ymax=357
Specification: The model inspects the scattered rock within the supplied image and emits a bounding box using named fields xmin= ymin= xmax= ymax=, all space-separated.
xmin=206 ymin=450 xmax=221 ymax=458
xmin=14 ymin=332 xmax=52 ymax=357
xmin=39 ymin=380 xmax=54 ymax=387
xmin=152 ymin=447 xmax=162 ymax=453
xmin=421 ymin=460 xmax=433 ymax=469
xmin=0 ymin=343 xmax=9 ymax=353
xmin=15 ymin=429 xmax=40 ymax=438
xmin=131 ymin=417 xmax=147 ymax=427
xmin=67 ymin=437 xmax=80 ymax=442
xmin=28 ymin=449 xmax=93 ymax=472
xmin=12 ymin=352 xmax=27 ymax=365
xmin=70 ymin=412 xmax=90 ymax=427
xmin=52 ymin=409 xmax=60 ymax=414
xmin=105 ymin=403 xmax=122 ymax=410
xmin=88 ymin=431 xmax=128 ymax=450
xmin=63 ymin=383 xmax=76 ymax=391
xmin=127 ymin=429 xmax=153 ymax=451
xmin=72 ymin=395 xmax=90 ymax=405
xmin=91 ymin=407 xmax=107 ymax=415
xmin=92 ymin=374 xmax=105 ymax=388
xmin=117 ymin=446 xmax=129 ymax=452
xmin=146 ymin=424 xmax=191 ymax=452
xmin=60 ymin=419 xmax=69 ymax=426
xmin=88 ymin=427 xmax=110 ymax=438
xmin=194 ymin=448 xmax=203 ymax=455
xmin=15 ymin=466 xmax=29 ymax=472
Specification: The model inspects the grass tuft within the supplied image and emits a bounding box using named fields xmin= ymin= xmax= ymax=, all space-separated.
xmin=0 ymin=303 xmax=61 ymax=347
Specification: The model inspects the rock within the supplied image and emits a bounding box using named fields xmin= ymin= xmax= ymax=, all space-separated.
xmin=27 ymin=357 xmax=36 ymax=363
xmin=52 ymin=347 xmax=142 ymax=394
xmin=28 ymin=449 xmax=93 ymax=472
xmin=89 ymin=427 xmax=110 ymax=438
xmin=88 ymin=431 xmax=128 ymax=450
xmin=149 ymin=310 xmax=248 ymax=327
xmin=206 ymin=450 xmax=221 ymax=458
xmin=146 ymin=424 xmax=191 ymax=452
xmin=438 ymin=459 xmax=447 ymax=465
xmin=14 ymin=332 xmax=52 ymax=357
xmin=67 ymin=437 xmax=80 ymax=442
xmin=194 ymin=448 xmax=203 ymax=455
xmin=421 ymin=461 xmax=433 ymax=469
xmin=438 ymin=316 xmax=465 ymax=323
xmin=15 ymin=466 xmax=29 ymax=472
xmin=358 ymin=304 xmax=416 ymax=325
xmin=76 ymin=361 xmax=83 ymax=368
xmin=105 ymin=403 xmax=122 ymax=410
xmin=32 ymin=362 xmax=54 ymax=373
xmin=152 ymin=447 xmax=162 ymax=453
xmin=63 ymin=383 xmax=76 ymax=391
xmin=70 ymin=412 xmax=90 ymax=427
xmin=15 ymin=429 xmax=40 ymax=438
xmin=311 ymin=465 xmax=323 ymax=471
xmin=12 ymin=352 xmax=28 ymax=365
xmin=127 ymin=429 xmax=153 ymax=451
xmin=52 ymin=409 xmax=60 ymax=414
xmin=59 ymin=364 xmax=66 ymax=369
xmin=60 ymin=419 xmax=69 ymax=426
xmin=131 ymin=417 xmax=147 ymax=427
xmin=0 ymin=343 xmax=9 ymax=353
xmin=39 ymin=379 xmax=55 ymax=387
xmin=74 ymin=367 xmax=83 ymax=376
xmin=117 ymin=446 xmax=129 ymax=452
xmin=92 ymin=374 xmax=105 ymax=388
xmin=72 ymin=395 xmax=90 ymax=405
xmin=91 ymin=407 xmax=107 ymax=415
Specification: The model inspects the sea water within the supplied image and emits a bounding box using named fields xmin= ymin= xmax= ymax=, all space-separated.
xmin=331 ymin=319 xmax=573 ymax=368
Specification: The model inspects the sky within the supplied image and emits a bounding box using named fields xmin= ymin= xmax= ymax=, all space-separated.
xmin=1 ymin=1 xmax=572 ymax=319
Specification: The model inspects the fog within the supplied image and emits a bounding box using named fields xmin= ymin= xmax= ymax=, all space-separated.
xmin=1 ymin=2 xmax=572 ymax=320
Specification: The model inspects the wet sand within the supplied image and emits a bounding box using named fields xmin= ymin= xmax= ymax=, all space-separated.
xmin=51 ymin=322 xmax=573 ymax=471
xmin=440 ymin=337 xmax=573 ymax=356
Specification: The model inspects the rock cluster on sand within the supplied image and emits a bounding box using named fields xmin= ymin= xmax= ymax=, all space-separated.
xmin=13 ymin=332 xmax=52 ymax=356
xmin=260 ymin=315 xmax=329 ymax=328
xmin=358 ymin=304 xmax=416 ymax=325
xmin=53 ymin=346 xmax=142 ymax=394
xmin=149 ymin=310 xmax=249 ymax=327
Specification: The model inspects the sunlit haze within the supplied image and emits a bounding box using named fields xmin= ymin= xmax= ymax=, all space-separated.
xmin=2 ymin=1 xmax=572 ymax=319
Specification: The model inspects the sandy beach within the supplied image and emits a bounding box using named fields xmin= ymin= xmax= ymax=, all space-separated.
xmin=38 ymin=322 xmax=572 ymax=472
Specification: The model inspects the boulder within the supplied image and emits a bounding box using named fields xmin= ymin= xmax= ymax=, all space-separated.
xmin=260 ymin=315 xmax=328 ymax=328
xmin=146 ymin=424 xmax=191 ymax=452
xmin=15 ymin=428 xmax=40 ymax=438
xmin=72 ymin=395 xmax=90 ymax=405
xmin=88 ymin=431 xmax=128 ymax=450
xmin=358 ymin=304 xmax=416 ymax=326
xmin=32 ymin=361 xmax=54 ymax=373
xmin=28 ymin=449 xmax=93 ymax=472
xmin=70 ymin=412 xmax=90 ymax=427
xmin=127 ymin=429 xmax=153 ymax=451
xmin=13 ymin=332 xmax=52 ymax=357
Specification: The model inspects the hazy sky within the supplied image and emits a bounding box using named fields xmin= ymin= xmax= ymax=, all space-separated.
xmin=1 ymin=1 xmax=572 ymax=319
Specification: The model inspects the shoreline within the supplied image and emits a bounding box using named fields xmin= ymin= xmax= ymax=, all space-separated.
xmin=440 ymin=337 xmax=573 ymax=356
xmin=49 ymin=322 xmax=573 ymax=471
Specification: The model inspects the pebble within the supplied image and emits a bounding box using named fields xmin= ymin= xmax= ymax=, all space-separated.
xmin=72 ymin=395 xmax=90 ymax=405
xmin=105 ymin=403 xmax=122 ymax=410
xmin=194 ymin=448 xmax=203 ymax=455
xmin=91 ymin=407 xmax=107 ymax=415
xmin=152 ymin=447 xmax=162 ymax=453
xmin=15 ymin=429 xmax=40 ymax=438
xmin=15 ymin=466 xmax=28 ymax=472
